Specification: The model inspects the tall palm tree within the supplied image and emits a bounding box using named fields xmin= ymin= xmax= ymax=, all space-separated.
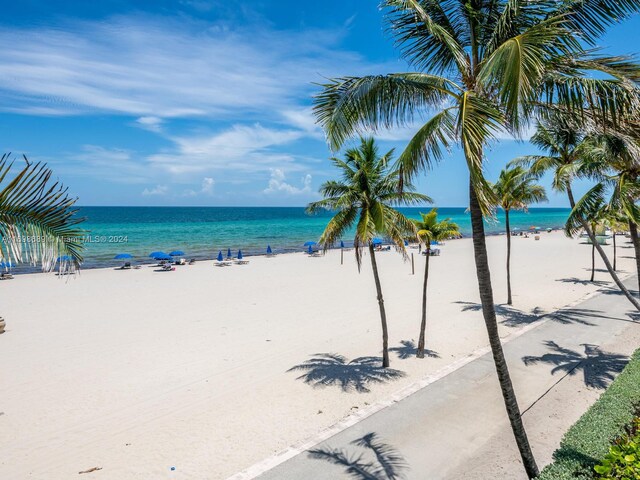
xmin=307 ymin=138 xmax=431 ymax=368
xmin=493 ymin=166 xmax=547 ymax=305
xmin=312 ymin=2 xmax=640 ymax=476
xmin=575 ymin=130 xmax=640 ymax=292
xmin=0 ymin=155 xmax=84 ymax=272
xmin=515 ymin=115 xmax=640 ymax=309
xmin=412 ymin=209 xmax=460 ymax=358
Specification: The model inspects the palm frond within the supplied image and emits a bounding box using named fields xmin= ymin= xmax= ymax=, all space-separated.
xmin=0 ymin=155 xmax=85 ymax=272
xmin=313 ymin=73 xmax=459 ymax=151
xmin=396 ymin=107 xmax=457 ymax=180
xmin=565 ymin=183 xmax=606 ymax=237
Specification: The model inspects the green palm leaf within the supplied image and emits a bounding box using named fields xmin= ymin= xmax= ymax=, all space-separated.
xmin=0 ymin=155 xmax=85 ymax=272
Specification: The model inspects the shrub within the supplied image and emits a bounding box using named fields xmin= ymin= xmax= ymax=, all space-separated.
xmin=594 ymin=418 xmax=640 ymax=479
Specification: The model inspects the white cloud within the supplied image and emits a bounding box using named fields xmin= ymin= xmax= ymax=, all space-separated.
xmin=147 ymin=123 xmax=305 ymax=175
xmin=0 ymin=16 xmax=376 ymax=120
xmin=135 ymin=116 xmax=163 ymax=132
xmin=264 ymin=169 xmax=312 ymax=195
xmin=201 ymin=177 xmax=215 ymax=194
xmin=142 ymin=185 xmax=168 ymax=196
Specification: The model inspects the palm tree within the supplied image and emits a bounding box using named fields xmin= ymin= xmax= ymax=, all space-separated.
xmin=411 ymin=209 xmax=460 ymax=358
xmin=493 ymin=166 xmax=547 ymax=305
xmin=576 ymin=131 xmax=640 ymax=292
xmin=307 ymin=138 xmax=431 ymax=368
xmin=565 ymin=184 xmax=625 ymax=283
xmin=515 ymin=115 xmax=640 ymax=310
xmin=0 ymin=155 xmax=84 ymax=272
xmin=312 ymin=2 xmax=640 ymax=476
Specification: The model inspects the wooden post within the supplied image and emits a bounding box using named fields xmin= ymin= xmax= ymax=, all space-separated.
xmin=341 ymin=248 xmax=344 ymax=265
xmin=411 ymin=253 xmax=415 ymax=275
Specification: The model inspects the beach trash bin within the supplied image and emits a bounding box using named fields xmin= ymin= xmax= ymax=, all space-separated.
xmin=535 ymin=235 xmax=540 ymax=241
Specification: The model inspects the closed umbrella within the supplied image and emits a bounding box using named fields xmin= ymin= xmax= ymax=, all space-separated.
xmin=267 ymin=245 xmax=273 ymax=255
xmin=340 ymin=240 xmax=345 ymax=248
xmin=308 ymin=245 xmax=313 ymax=254
xmin=217 ymin=251 xmax=224 ymax=262
xmin=237 ymin=250 xmax=243 ymax=260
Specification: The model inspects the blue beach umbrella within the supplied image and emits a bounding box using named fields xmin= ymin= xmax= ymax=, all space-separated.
xmin=149 ymin=251 xmax=166 ymax=258
xmin=237 ymin=250 xmax=243 ymax=260
xmin=404 ymin=240 xmax=409 ymax=246
xmin=154 ymin=253 xmax=172 ymax=261
xmin=303 ymin=241 xmax=317 ymax=247
xmin=169 ymin=250 xmax=185 ymax=257
xmin=372 ymin=238 xmax=383 ymax=245
xmin=340 ymin=240 xmax=345 ymax=248
xmin=114 ymin=253 xmax=133 ymax=260
xmin=308 ymin=245 xmax=313 ymax=254
xmin=217 ymin=251 xmax=224 ymax=262
xmin=267 ymin=245 xmax=272 ymax=254
xmin=0 ymin=261 xmax=12 ymax=270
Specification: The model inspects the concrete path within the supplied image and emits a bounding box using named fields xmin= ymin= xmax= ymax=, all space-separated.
xmin=252 ymin=279 xmax=640 ymax=480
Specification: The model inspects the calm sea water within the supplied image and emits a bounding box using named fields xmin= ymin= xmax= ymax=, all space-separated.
xmin=51 ymin=206 xmax=570 ymax=269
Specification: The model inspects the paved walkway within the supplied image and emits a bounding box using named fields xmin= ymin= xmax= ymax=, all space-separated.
xmin=251 ymin=278 xmax=640 ymax=480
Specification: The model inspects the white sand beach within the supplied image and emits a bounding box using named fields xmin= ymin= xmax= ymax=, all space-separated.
xmin=0 ymin=232 xmax=635 ymax=479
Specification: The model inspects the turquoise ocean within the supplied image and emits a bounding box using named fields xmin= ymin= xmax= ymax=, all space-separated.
xmin=49 ymin=206 xmax=572 ymax=270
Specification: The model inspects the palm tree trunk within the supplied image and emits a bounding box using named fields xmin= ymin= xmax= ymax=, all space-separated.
xmin=416 ymin=247 xmax=430 ymax=358
xmin=368 ymin=244 xmax=390 ymax=368
xmin=566 ymin=185 xmax=640 ymax=310
xmin=613 ymin=232 xmax=617 ymax=271
xmin=469 ymin=181 xmax=539 ymax=479
xmin=627 ymin=220 xmax=640 ymax=294
xmin=590 ymin=242 xmax=595 ymax=282
xmin=505 ymin=209 xmax=513 ymax=305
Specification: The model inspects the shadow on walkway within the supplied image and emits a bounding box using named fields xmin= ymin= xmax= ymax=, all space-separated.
xmin=389 ymin=340 xmax=439 ymax=360
xmin=455 ymin=302 xmax=603 ymax=327
xmin=556 ymin=277 xmax=610 ymax=287
xmin=522 ymin=341 xmax=629 ymax=389
xmin=309 ymin=432 xmax=408 ymax=479
xmin=288 ymin=354 xmax=405 ymax=393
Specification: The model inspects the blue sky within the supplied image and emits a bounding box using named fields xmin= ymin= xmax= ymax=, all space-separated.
xmin=1 ymin=1 xmax=638 ymax=207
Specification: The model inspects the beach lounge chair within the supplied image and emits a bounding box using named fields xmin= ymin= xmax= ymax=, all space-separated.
xmin=161 ymin=264 xmax=175 ymax=271
xmin=121 ymin=262 xmax=132 ymax=270
xmin=0 ymin=272 xmax=14 ymax=280
xmin=189 ymin=259 xmax=196 ymax=265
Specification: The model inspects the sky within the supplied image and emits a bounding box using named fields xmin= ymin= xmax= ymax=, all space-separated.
xmin=0 ymin=1 xmax=639 ymax=207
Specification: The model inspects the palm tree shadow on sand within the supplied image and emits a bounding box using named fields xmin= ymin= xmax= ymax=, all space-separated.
xmin=455 ymin=301 xmax=606 ymax=327
xmin=288 ymin=354 xmax=405 ymax=393
xmin=389 ymin=340 xmax=439 ymax=360
xmin=309 ymin=432 xmax=408 ymax=479
xmin=522 ymin=341 xmax=629 ymax=389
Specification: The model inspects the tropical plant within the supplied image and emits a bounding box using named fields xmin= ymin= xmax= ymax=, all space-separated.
xmin=515 ymin=114 xmax=640 ymax=310
xmin=306 ymin=137 xmax=431 ymax=368
xmin=312 ymin=1 xmax=640 ymax=476
xmin=0 ymin=154 xmax=84 ymax=272
xmin=411 ymin=209 xmax=460 ymax=358
xmin=493 ymin=166 xmax=547 ymax=305
xmin=575 ymin=130 xmax=640 ymax=292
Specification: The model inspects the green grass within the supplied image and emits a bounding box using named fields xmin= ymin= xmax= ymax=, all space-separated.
xmin=537 ymin=348 xmax=640 ymax=479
